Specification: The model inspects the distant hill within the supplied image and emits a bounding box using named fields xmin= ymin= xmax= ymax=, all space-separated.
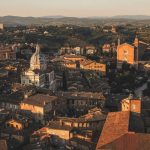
xmin=111 ymin=15 xmax=150 ymax=20
xmin=41 ymin=15 xmax=65 ymax=19
xmin=0 ymin=15 xmax=150 ymax=26
xmin=0 ymin=16 xmax=103 ymax=26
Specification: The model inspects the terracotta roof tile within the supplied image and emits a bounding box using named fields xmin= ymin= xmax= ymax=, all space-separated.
xmin=96 ymin=111 xmax=130 ymax=149
xmin=22 ymin=94 xmax=58 ymax=107
xmin=101 ymin=133 xmax=150 ymax=150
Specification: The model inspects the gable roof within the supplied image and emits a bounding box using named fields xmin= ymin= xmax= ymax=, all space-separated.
xmin=80 ymin=60 xmax=93 ymax=66
xmin=117 ymin=43 xmax=134 ymax=49
xmin=101 ymin=133 xmax=150 ymax=150
xmin=22 ymin=94 xmax=58 ymax=107
xmin=96 ymin=111 xmax=130 ymax=149
xmin=96 ymin=111 xmax=145 ymax=150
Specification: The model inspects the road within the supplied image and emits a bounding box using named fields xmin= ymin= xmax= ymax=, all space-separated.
xmin=134 ymin=79 xmax=149 ymax=97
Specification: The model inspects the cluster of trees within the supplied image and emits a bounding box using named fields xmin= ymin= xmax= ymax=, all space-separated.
xmin=143 ymin=81 xmax=150 ymax=96
xmin=0 ymin=25 xmax=137 ymax=53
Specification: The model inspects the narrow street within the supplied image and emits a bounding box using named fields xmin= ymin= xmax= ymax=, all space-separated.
xmin=134 ymin=79 xmax=149 ymax=97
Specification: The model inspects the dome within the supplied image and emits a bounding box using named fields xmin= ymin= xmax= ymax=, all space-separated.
xmin=30 ymin=44 xmax=47 ymax=71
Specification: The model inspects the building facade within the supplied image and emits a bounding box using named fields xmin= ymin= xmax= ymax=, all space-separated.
xmin=121 ymin=95 xmax=141 ymax=114
xmin=20 ymin=94 xmax=58 ymax=122
xmin=0 ymin=48 xmax=16 ymax=60
xmin=80 ymin=60 xmax=106 ymax=75
xmin=0 ymin=24 xmax=4 ymax=30
xmin=117 ymin=37 xmax=148 ymax=69
xmin=21 ymin=44 xmax=56 ymax=90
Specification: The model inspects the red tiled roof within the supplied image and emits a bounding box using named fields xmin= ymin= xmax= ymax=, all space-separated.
xmin=22 ymin=94 xmax=58 ymax=107
xmin=101 ymin=133 xmax=150 ymax=150
xmin=96 ymin=111 xmax=130 ymax=149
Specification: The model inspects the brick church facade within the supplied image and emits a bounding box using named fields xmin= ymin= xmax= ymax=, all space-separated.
xmin=117 ymin=36 xmax=148 ymax=69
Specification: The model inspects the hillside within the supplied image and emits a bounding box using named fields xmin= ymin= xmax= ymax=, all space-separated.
xmin=0 ymin=15 xmax=150 ymax=26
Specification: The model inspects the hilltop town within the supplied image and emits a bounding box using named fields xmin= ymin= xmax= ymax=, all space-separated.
xmin=0 ymin=22 xmax=150 ymax=150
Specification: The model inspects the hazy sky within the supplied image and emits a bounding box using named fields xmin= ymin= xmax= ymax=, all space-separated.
xmin=0 ymin=0 xmax=150 ymax=17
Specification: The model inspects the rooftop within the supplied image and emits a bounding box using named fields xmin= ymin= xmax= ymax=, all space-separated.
xmin=22 ymin=94 xmax=58 ymax=107
xmin=96 ymin=111 xmax=145 ymax=150
xmin=47 ymin=121 xmax=73 ymax=131
xmin=100 ymin=133 xmax=150 ymax=150
xmin=80 ymin=59 xmax=93 ymax=66
xmin=56 ymin=91 xmax=106 ymax=100
xmin=97 ymin=111 xmax=130 ymax=149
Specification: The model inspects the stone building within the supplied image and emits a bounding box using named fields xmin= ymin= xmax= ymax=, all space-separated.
xmin=0 ymin=23 xmax=4 ymax=30
xmin=57 ymin=107 xmax=106 ymax=131
xmin=57 ymin=92 xmax=106 ymax=116
xmin=121 ymin=94 xmax=141 ymax=114
xmin=5 ymin=119 xmax=29 ymax=130
xmin=85 ymin=45 xmax=97 ymax=55
xmin=31 ymin=121 xmax=73 ymax=141
xmin=117 ymin=36 xmax=149 ymax=69
xmin=21 ymin=44 xmax=56 ymax=90
xmin=80 ymin=60 xmax=106 ymax=76
xmin=20 ymin=94 xmax=58 ymax=123
xmin=0 ymin=47 xmax=16 ymax=60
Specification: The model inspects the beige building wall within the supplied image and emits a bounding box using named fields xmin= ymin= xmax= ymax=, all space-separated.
xmin=117 ymin=44 xmax=135 ymax=64
xmin=80 ymin=62 xmax=106 ymax=75
xmin=6 ymin=120 xmax=24 ymax=130
xmin=117 ymin=43 xmax=135 ymax=68
xmin=121 ymin=99 xmax=141 ymax=114
xmin=47 ymin=128 xmax=71 ymax=140
xmin=0 ymin=24 xmax=4 ymax=30
xmin=21 ymin=70 xmax=45 ymax=87
xmin=20 ymin=103 xmax=44 ymax=120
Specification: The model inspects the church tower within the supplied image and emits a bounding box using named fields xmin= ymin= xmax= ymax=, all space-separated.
xmin=30 ymin=44 xmax=47 ymax=71
xmin=117 ymin=35 xmax=121 ymax=46
xmin=134 ymin=36 xmax=139 ymax=65
xmin=134 ymin=35 xmax=139 ymax=47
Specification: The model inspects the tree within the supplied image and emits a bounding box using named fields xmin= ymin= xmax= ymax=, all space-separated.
xmin=63 ymin=71 xmax=67 ymax=91
xmin=122 ymin=61 xmax=130 ymax=72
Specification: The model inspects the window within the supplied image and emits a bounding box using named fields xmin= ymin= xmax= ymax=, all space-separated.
xmin=123 ymin=50 xmax=128 ymax=61
xmin=124 ymin=50 xmax=128 ymax=54
xmin=72 ymin=100 xmax=74 ymax=105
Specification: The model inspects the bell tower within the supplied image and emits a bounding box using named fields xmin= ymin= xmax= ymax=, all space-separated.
xmin=35 ymin=44 xmax=40 ymax=53
xmin=134 ymin=35 xmax=139 ymax=47
xmin=117 ymin=35 xmax=121 ymax=46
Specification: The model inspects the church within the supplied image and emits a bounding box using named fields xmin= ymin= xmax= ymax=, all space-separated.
xmin=117 ymin=36 xmax=149 ymax=69
xmin=21 ymin=44 xmax=56 ymax=91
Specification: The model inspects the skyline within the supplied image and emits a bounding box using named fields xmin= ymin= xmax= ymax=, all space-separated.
xmin=0 ymin=0 xmax=150 ymax=17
